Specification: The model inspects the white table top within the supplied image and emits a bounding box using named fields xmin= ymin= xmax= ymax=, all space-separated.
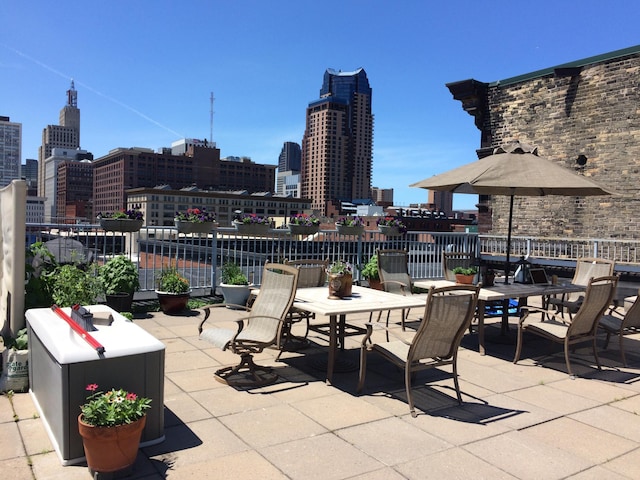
xmin=413 ymin=279 xmax=584 ymax=302
xmin=292 ymin=285 xmax=426 ymax=317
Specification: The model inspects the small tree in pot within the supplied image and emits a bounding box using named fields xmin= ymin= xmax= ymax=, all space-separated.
xmin=100 ymin=256 xmax=140 ymax=313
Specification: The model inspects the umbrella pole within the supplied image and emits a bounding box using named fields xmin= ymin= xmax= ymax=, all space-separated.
xmin=504 ymin=195 xmax=514 ymax=285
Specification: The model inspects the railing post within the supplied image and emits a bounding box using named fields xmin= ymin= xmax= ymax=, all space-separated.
xmin=211 ymin=230 xmax=218 ymax=294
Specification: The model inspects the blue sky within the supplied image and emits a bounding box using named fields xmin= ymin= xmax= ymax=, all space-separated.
xmin=3 ymin=1 xmax=639 ymax=210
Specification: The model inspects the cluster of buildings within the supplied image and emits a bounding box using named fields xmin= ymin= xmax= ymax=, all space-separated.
xmin=1 ymin=68 xmax=459 ymax=227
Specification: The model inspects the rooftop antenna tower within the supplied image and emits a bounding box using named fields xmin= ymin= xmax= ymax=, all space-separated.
xmin=209 ymin=92 xmax=215 ymax=144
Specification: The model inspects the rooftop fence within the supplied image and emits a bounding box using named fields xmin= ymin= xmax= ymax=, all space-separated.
xmin=26 ymin=223 xmax=640 ymax=296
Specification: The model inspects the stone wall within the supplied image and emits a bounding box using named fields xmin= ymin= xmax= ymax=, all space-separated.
xmin=457 ymin=49 xmax=640 ymax=240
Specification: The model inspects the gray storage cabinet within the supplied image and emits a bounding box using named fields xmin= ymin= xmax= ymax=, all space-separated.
xmin=26 ymin=305 xmax=165 ymax=465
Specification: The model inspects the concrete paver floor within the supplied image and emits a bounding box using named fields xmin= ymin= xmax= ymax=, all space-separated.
xmin=3 ymin=303 xmax=640 ymax=479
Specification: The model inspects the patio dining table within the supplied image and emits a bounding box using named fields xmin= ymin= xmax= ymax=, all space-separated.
xmin=292 ymin=285 xmax=426 ymax=384
xmin=413 ymin=280 xmax=585 ymax=355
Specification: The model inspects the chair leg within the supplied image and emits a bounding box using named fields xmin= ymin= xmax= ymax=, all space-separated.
xmin=564 ymin=339 xmax=574 ymax=377
xmin=405 ymin=366 xmax=417 ymax=418
xmin=592 ymin=337 xmax=602 ymax=371
xmin=619 ymin=332 xmax=627 ymax=367
xmin=603 ymin=331 xmax=612 ymax=349
xmin=452 ymin=358 xmax=462 ymax=404
xmin=357 ymin=346 xmax=368 ymax=393
xmin=513 ymin=325 xmax=524 ymax=364
xmin=214 ymin=353 xmax=278 ymax=387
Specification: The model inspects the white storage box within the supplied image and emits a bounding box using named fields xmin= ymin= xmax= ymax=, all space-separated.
xmin=26 ymin=305 xmax=165 ymax=465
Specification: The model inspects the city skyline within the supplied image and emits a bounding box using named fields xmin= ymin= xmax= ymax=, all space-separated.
xmin=3 ymin=1 xmax=638 ymax=209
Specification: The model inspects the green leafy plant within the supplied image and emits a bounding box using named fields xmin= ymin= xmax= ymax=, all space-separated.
xmin=100 ymin=256 xmax=140 ymax=295
xmin=221 ymin=262 xmax=249 ymax=285
xmin=155 ymin=267 xmax=190 ymax=293
xmin=2 ymin=327 xmax=28 ymax=350
xmin=452 ymin=266 xmax=478 ymax=276
xmin=327 ymin=260 xmax=353 ymax=275
xmin=25 ymin=242 xmax=57 ymax=309
xmin=45 ymin=263 xmax=102 ymax=307
xmin=361 ymin=255 xmax=379 ymax=280
xmin=80 ymin=383 xmax=151 ymax=427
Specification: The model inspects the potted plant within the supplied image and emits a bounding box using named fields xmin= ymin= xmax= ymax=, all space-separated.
xmin=218 ymin=261 xmax=251 ymax=307
xmin=100 ymin=255 xmax=140 ymax=312
xmin=326 ymin=260 xmax=353 ymax=299
xmin=77 ymin=383 xmax=151 ymax=476
xmin=174 ymin=207 xmax=217 ymax=234
xmin=288 ymin=213 xmax=321 ymax=236
xmin=452 ymin=266 xmax=478 ymax=285
xmin=376 ymin=217 xmax=407 ymax=237
xmin=233 ymin=213 xmax=272 ymax=235
xmin=155 ymin=267 xmax=190 ymax=314
xmin=361 ymin=255 xmax=382 ymax=290
xmin=483 ymin=267 xmax=496 ymax=287
xmin=44 ymin=263 xmax=103 ymax=307
xmin=335 ymin=216 xmax=365 ymax=236
xmin=97 ymin=207 xmax=144 ymax=232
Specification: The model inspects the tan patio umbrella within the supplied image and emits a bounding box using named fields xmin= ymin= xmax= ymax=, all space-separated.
xmin=410 ymin=141 xmax=615 ymax=283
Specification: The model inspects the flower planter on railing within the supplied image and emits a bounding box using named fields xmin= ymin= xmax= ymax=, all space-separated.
xmin=99 ymin=219 xmax=143 ymax=233
xmin=174 ymin=220 xmax=217 ymax=234
xmin=336 ymin=225 xmax=364 ymax=236
xmin=289 ymin=224 xmax=320 ymax=236
xmin=378 ymin=225 xmax=403 ymax=237
xmin=233 ymin=221 xmax=270 ymax=236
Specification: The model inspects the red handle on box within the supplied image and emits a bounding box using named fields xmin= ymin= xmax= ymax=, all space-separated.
xmin=52 ymin=305 xmax=106 ymax=354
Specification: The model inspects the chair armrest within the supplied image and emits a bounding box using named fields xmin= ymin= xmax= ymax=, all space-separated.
xmin=379 ymin=280 xmax=409 ymax=295
xmin=361 ymin=321 xmax=412 ymax=346
xmin=198 ymin=303 xmax=250 ymax=333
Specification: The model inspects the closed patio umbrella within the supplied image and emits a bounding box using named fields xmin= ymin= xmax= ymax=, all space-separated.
xmin=410 ymin=141 xmax=615 ymax=283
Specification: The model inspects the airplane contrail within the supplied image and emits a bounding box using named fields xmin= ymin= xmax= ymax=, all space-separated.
xmin=3 ymin=44 xmax=184 ymax=138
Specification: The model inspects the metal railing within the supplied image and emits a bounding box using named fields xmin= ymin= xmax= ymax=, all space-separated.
xmin=27 ymin=223 xmax=640 ymax=295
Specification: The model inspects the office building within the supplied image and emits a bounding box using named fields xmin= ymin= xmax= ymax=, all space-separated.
xmin=22 ymin=158 xmax=38 ymax=195
xmin=56 ymin=159 xmax=94 ymax=223
xmin=301 ymin=68 xmax=374 ymax=217
xmin=38 ymin=81 xmax=80 ymax=198
xmin=276 ymin=142 xmax=301 ymax=196
xmin=427 ymin=190 xmax=453 ymax=214
xmin=92 ymin=145 xmax=276 ymax=216
xmin=0 ymin=116 xmax=21 ymax=187
xmin=371 ymin=187 xmax=393 ymax=208
xmin=44 ymin=148 xmax=93 ymax=222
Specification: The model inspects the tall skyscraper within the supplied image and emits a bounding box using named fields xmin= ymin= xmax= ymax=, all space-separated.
xmin=301 ymin=68 xmax=374 ymax=216
xmin=38 ymin=81 xmax=80 ymax=198
xmin=0 ymin=116 xmax=21 ymax=187
xmin=276 ymin=141 xmax=301 ymax=196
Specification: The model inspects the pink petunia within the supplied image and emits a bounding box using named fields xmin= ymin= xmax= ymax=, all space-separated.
xmin=86 ymin=383 xmax=98 ymax=392
xmin=126 ymin=393 xmax=137 ymax=401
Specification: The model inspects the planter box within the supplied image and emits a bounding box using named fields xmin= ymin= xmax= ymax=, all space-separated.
xmin=155 ymin=291 xmax=190 ymax=314
xmin=99 ymin=219 xmax=143 ymax=233
xmin=336 ymin=225 xmax=364 ymax=236
xmin=233 ymin=221 xmax=270 ymax=236
xmin=174 ymin=220 xmax=216 ymax=234
xmin=219 ymin=283 xmax=252 ymax=308
xmin=288 ymin=224 xmax=320 ymax=236
xmin=378 ymin=225 xmax=403 ymax=237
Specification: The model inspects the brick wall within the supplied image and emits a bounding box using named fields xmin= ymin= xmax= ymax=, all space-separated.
xmin=460 ymin=50 xmax=640 ymax=240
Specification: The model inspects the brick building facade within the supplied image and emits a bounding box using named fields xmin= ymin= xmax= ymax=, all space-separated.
xmin=447 ymin=45 xmax=640 ymax=240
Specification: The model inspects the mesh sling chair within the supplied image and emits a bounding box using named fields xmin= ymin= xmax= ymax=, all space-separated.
xmin=357 ymin=284 xmax=480 ymax=417
xmin=547 ymin=258 xmax=615 ymax=320
xmin=599 ymin=290 xmax=640 ymax=366
xmin=198 ymin=263 xmax=299 ymax=386
xmin=376 ymin=249 xmax=416 ymax=333
xmin=514 ymin=275 xmax=617 ymax=376
xmin=280 ymin=258 xmax=328 ymax=356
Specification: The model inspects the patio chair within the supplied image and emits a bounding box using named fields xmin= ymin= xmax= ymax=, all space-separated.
xmin=377 ymin=249 xmax=417 ymax=334
xmin=514 ymin=275 xmax=617 ymax=376
xmin=280 ymin=258 xmax=328 ymax=356
xmin=357 ymin=284 xmax=480 ymax=417
xmin=599 ymin=290 xmax=640 ymax=366
xmin=547 ymin=258 xmax=615 ymax=320
xmin=442 ymin=251 xmax=477 ymax=282
xmin=198 ymin=263 xmax=299 ymax=386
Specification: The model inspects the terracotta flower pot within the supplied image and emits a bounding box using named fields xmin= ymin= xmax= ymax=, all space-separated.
xmin=455 ymin=274 xmax=475 ymax=285
xmin=78 ymin=414 xmax=146 ymax=475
